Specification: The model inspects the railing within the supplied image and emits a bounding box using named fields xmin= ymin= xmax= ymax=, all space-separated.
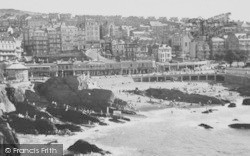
xmin=225 ymin=68 xmax=250 ymax=77
xmin=29 ymin=77 xmax=50 ymax=82
xmin=131 ymin=70 xmax=219 ymax=77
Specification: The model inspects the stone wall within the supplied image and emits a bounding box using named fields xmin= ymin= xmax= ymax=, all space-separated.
xmin=224 ymin=74 xmax=250 ymax=86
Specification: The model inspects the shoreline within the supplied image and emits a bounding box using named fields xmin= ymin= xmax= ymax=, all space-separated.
xmin=18 ymin=77 xmax=247 ymax=155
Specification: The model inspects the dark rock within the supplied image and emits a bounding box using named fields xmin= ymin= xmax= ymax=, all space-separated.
xmin=230 ymin=87 xmax=250 ymax=96
xmin=202 ymin=109 xmax=218 ymax=114
xmin=0 ymin=116 xmax=20 ymax=156
xmin=46 ymin=106 xmax=100 ymax=125
xmin=242 ymin=98 xmax=250 ymax=105
xmin=99 ymin=122 xmax=108 ymax=126
xmin=90 ymin=113 xmax=107 ymax=118
xmin=109 ymin=118 xmax=125 ymax=123
xmin=199 ymin=123 xmax=213 ymax=129
xmin=8 ymin=114 xmax=57 ymax=135
xmin=112 ymin=115 xmax=130 ymax=121
xmin=34 ymin=119 xmax=57 ymax=134
xmin=68 ymin=139 xmax=111 ymax=155
xmin=14 ymin=101 xmax=53 ymax=120
xmin=25 ymin=90 xmax=50 ymax=108
xmin=228 ymin=103 xmax=236 ymax=108
xmin=8 ymin=114 xmax=38 ymax=134
xmin=37 ymin=76 xmax=115 ymax=112
xmin=55 ymin=123 xmax=82 ymax=132
xmin=0 ymin=87 xmax=16 ymax=113
xmin=229 ymin=123 xmax=250 ymax=129
xmin=121 ymin=110 xmax=136 ymax=115
xmin=145 ymin=88 xmax=223 ymax=105
xmin=221 ymin=99 xmax=230 ymax=103
xmin=5 ymin=86 xmax=25 ymax=105
xmin=113 ymin=98 xmax=129 ymax=110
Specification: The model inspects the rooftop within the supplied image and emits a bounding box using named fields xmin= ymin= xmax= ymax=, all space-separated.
xmin=6 ymin=63 xmax=29 ymax=70
xmin=211 ymin=37 xmax=224 ymax=42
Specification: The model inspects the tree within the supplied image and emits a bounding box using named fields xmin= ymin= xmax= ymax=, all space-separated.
xmin=236 ymin=50 xmax=249 ymax=63
xmin=224 ymin=50 xmax=237 ymax=66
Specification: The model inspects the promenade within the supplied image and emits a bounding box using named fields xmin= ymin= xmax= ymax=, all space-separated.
xmin=132 ymin=70 xmax=225 ymax=82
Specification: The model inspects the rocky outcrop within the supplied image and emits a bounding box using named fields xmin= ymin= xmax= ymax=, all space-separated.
xmin=230 ymin=86 xmax=250 ymax=96
xmin=242 ymin=98 xmax=250 ymax=105
xmin=55 ymin=123 xmax=82 ymax=132
xmin=14 ymin=101 xmax=52 ymax=120
xmin=144 ymin=88 xmax=224 ymax=105
xmin=8 ymin=114 xmax=57 ymax=135
xmin=228 ymin=103 xmax=236 ymax=108
xmin=0 ymin=87 xmax=16 ymax=113
xmin=46 ymin=106 xmax=101 ymax=125
xmin=228 ymin=123 xmax=250 ymax=129
xmin=201 ymin=109 xmax=218 ymax=114
xmin=5 ymin=86 xmax=25 ymax=105
xmin=37 ymin=76 xmax=115 ymax=112
xmin=67 ymin=139 xmax=111 ymax=155
xmin=24 ymin=90 xmax=50 ymax=108
xmin=0 ymin=116 xmax=20 ymax=156
xmin=199 ymin=123 xmax=213 ymax=129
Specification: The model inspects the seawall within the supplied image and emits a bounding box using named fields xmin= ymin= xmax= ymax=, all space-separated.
xmin=224 ymin=74 xmax=250 ymax=86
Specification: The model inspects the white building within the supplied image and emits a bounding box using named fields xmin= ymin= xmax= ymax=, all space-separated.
xmin=236 ymin=33 xmax=250 ymax=51
xmin=157 ymin=45 xmax=172 ymax=62
xmin=0 ymin=37 xmax=21 ymax=61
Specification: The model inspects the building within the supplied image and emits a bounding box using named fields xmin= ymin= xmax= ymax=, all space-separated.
xmin=195 ymin=41 xmax=210 ymax=60
xmin=157 ymin=44 xmax=172 ymax=62
xmin=85 ymin=19 xmax=100 ymax=42
xmin=132 ymin=31 xmax=150 ymax=39
xmin=150 ymin=21 xmax=169 ymax=43
xmin=46 ymin=27 xmax=62 ymax=55
xmin=171 ymin=32 xmax=193 ymax=59
xmin=76 ymin=28 xmax=85 ymax=50
xmin=190 ymin=37 xmax=210 ymax=60
xmin=26 ymin=63 xmax=58 ymax=77
xmin=5 ymin=63 xmax=29 ymax=82
xmin=23 ymin=28 xmax=49 ymax=56
xmin=111 ymin=40 xmax=125 ymax=59
xmin=60 ymin=25 xmax=78 ymax=51
xmin=236 ymin=33 xmax=250 ymax=51
xmin=32 ymin=29 xmax=49 ymax=57
xmin=124 ymin=43 xmax=138 ymax=61
xmin=23 ymin=28 xmax=35 ymax=56
xmin=180 ymin=33 xmax=192 ymax=59
xmin=59 ymin=13 xmax=72 ymax=21
xmin=225 ymin=33 xmax=239 ymax=51
xmin=26 ymin=17 xmax=49 ymax=28
xmin=0 ymin=37 xmax=20 ymax=61
xmin=211 ymin=37 xmax=225 ymax=57
xmin=48 ymin=13 xmax=59 ymax=20
xmin=139 ymin=25 xmax=151 ymax=31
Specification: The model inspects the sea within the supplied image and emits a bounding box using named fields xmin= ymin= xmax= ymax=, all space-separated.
xmin=19 ymin=97 xmax=250 ymax=156
xmin=81 ymin=98 xmax=250 ymax=156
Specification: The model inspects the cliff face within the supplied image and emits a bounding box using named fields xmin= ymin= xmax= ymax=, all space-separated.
xmin=0 ymin=87 xmax=16 ymax=113
xmin=37 ymin=76 xmax=115 ymax=112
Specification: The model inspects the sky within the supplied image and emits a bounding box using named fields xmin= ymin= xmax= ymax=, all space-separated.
xmin=1 ymin=0 xmax=250 ymax=21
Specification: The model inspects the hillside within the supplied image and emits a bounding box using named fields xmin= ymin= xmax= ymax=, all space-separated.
xmin=0 ymin=9 xmax=41 ymax=18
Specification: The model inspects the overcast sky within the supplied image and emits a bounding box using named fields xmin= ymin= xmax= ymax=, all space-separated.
xmin=1 ymin=0 xmax=250 ymax=21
